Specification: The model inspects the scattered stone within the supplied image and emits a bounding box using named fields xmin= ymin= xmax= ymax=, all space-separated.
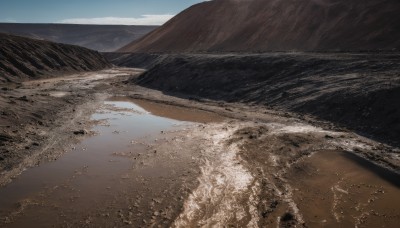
xmin=73 ymin=129 xmax=88 ymax=135
xmin=18 ymin=96 xmax=29 ymax=101
xmin=123 ymin=220 xmax=132 ymax=225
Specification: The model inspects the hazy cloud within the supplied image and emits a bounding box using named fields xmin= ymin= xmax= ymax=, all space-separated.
xmin=59 ymin=14 xmax=175 ymax=25
xmin=1 ymin=18 xmax=17 ymax=23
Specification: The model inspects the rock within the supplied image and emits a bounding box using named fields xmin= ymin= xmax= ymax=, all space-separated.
xmin=123 ymin=220 xmax=132 ymax=225
xmin=281 ymin=212 xmax=295 ymax=222
xmin=73 ymin=129 xmax=88 ymax=135
xmin=0 ymin=133 xmax=12 ymax=142
xmin=18 ymin=96 xmax=29 ymax=102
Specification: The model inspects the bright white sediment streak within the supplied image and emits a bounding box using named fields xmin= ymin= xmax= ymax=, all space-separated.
xmin=173 ymin=124 xmax=258 ymax=227
xmin=267 ymin=122 xmax=335 ymax=135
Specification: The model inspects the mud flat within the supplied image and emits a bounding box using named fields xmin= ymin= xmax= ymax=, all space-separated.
xmin=232 ymin=123 xmax=400 ymax=227
xmin=288 ymin=151 xmax=400 ymax=227
xmin=0 ymin=68 xmax=142 ymax=186
xmin=0 ymin=97 xmax=223 ymax=227
xmin=1 ymin=66 xmax=399 ymax=227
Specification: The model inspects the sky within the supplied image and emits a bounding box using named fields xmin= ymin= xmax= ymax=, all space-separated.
xmin=0 ymin=0 xmax=206 ymax=25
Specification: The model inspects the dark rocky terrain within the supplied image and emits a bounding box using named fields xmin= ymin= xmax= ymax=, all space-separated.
xmin=119 ymin=0 xmax=400 ymax=52
xmin=124 ymin=53 xmax=400 ymax=147
xmin=0 ymin=33 xmax=111 ymax=84
xmin=0 ymin=23 xmax=157 ymax=52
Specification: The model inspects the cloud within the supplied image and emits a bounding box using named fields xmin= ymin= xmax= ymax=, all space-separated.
xmin=58 ymin=14 xmax=175 ymax=25
xmin=1 ymin=18 xmax=17 ymax=23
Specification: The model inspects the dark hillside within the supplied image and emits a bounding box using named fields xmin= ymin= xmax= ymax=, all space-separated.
xmin=0 ymin=33 xmax=111 ymax=84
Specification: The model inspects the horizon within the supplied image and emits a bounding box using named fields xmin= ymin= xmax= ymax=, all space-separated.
xmin=0 ymin=22 xmax=160 ymax=26
xmin=0 ymin=0 xmax=206 ymax=25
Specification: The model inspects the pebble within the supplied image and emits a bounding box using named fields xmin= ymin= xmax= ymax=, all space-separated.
xmin=73 ymin=129 xmax=88 ymax=135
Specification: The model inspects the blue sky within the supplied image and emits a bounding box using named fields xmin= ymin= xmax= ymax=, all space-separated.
xmin=0 ymin=0 xmax=206 ymax=25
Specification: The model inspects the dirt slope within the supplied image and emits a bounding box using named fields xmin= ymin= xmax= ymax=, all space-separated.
xmin=0 ymin=33 xmax=111 ymax=84
xmin=119 ymin=0 xmax=400 ymax=52
xmin=133 ymin=53 xmax=400 ymax=146
xmin=0 ymin=23 xmax=157 ymax=52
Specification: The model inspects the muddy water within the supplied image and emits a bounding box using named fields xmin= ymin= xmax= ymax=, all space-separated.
xmin=0 ymin=97 xmax=222 ymax=227
xmin=108 ymin=97 xmax=225 ymax=123
xmin=288 ymin=150 xmax=400 ymax=228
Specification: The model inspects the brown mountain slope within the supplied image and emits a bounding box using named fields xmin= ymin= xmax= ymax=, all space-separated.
xmin=119 ymin=0 xmax=400 ymax=52
xmin=0 ymin=33 xmax=111 ymax=84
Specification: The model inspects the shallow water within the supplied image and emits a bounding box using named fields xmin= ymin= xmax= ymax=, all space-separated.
xmin=288 ymin=150 xmax=400 ymax=228
xmin=0 ymin=97 xmax=222 ymax=227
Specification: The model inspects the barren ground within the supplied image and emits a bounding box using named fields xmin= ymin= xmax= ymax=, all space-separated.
xmin=0 ymin=68 xmax=399 ymax=227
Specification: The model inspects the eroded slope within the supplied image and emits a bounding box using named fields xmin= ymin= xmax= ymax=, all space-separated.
xmin=0 ymin=33 xmax=111 ymax=84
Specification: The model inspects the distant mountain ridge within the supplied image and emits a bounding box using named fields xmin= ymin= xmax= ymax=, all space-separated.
xmin=0 ymin=23 xmax=157 ymax=52
xmin=119 ymin=0 xmax=400 ymax=52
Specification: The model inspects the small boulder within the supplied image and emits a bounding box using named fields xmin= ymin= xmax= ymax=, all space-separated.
xmin=73 ymin=129 xmax=88 ymax=135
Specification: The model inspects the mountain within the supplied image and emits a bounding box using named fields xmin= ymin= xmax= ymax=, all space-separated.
xmin=0 ymin=33 xmax=111 ymax=84
xmin=119 ymin=0 xmax=400 ymax=53
xmin=0 ymin=23 xmax=157 ymax=52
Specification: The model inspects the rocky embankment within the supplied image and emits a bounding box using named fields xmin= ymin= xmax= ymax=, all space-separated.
xmin=0 ymin=33 xmax=111 ymax=84
xmin=128 ymin=53 xmax=400 ymax=146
